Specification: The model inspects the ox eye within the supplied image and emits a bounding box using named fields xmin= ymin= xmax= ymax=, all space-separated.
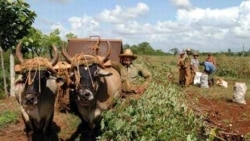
xmin=94 ymin=70 xmax=99 ymax=77
xmin=22 ymin=75 xmax=27 ymax=81
xmin=46 ymin=71 xmax=52 ymax=78
xmin=70 ymin=72 xmax=75 ymax=81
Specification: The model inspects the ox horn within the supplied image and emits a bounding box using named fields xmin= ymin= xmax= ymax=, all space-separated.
xmin=62 ymin=45 xmax=72 ymax=64
xmin=102 ymin=41 xmax=111 ymax=63
xmin=51 ymin=45 xmax=59 ymax=66
xmin=16 ymin=42 xmax=24 ymax=64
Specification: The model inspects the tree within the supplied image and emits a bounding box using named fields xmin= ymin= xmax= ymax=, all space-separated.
xmin=22 ymin=27 xmax=43 ymax=57
xmin=122 ymin=43 xmax=130 ymax=50
xmin=169 ymin=48 xmax=179 ymax=56
xmin=22 ymin=28 xmax=64 ymax=62
xmin=42 ymin=29 xmax=63 ymax=59
xmin=0 ymin=0 xmax=36 ymax=96
xmin=137 ymin=42 xmax=154 ymax=55
xmin=66 ymin=32 xmax=77 ymax=40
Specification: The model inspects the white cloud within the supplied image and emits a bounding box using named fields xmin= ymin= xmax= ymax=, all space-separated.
xmin=233 ymin=1 xmax=250 ymax=38
xmin=49 ymin=1 xmax=250 ymax=52
xmin=51 ymin=23 xmax=64 ymax=31
xmin=67 ymin=15 xmax=100 ymax=37
xmin=170 ymin=0 xmax=192 ymax=9
xmin=98 ymin=3 xmax=149 ymax=24
xmin=51 ymin=23 xmax=68 ymax=38
xmin=68 ymin=17 xmax=82 ymax=29
xmin=125 ymin=3 xmax=150 ymax=18
xmin=176 ymin=7 xmax=239 ymax=27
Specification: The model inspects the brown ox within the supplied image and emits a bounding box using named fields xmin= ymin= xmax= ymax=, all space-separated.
xmin=53 ymin=61 xmax=71 ymax=112
xmin=14 ymin=42 xmax=61 ymax=141
xmin=62 ymin=41 xmax=122 ymax=130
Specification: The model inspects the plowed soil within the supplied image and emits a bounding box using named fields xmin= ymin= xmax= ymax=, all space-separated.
xmin=186 ymin=89 xmax=250 ymax=141
xmin=1 ymin=89 xmax=250 ymax=141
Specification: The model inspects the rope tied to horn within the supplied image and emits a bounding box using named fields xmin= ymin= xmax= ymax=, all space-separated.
xmin=70 ymin=53 xmax=102 ymax=89
xmin=18 ymin=57 xmax=55 ymax=94
xmin=54 ymin=61 xmax=71 ymax=83
xmin=18 ymin=57 xmax=56 ymax=73
xmin=70 ymin=53 xmax=102 ymax=68
xmin=90 ymin=39 xmax=100 ymax=56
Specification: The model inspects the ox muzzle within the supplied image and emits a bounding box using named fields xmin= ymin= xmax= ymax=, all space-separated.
xmin=73 ymin=65 xmax=99 ymax=105
xmin=70 ymin=64 xmax=113 ymax=105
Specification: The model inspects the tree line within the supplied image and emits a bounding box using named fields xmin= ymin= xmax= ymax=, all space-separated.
xmin=0 ymin=0 xmax=249 ymax=98
xmin=0 ymin=0 xmax=172 ymax=98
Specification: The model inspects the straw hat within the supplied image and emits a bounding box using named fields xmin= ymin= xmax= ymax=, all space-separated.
xmin=179 ymin=51 xmax=185 ymax=55
xmin=192 ymin=51 xmax=199 ymax=56
xmin=186 ymin=48 xmax=191 ymax=52
xmin=119 ymin=49 xmax=137 ymax=60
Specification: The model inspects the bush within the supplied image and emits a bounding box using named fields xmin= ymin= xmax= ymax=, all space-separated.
xmin=98 ymin=62 xmax=204 ymax=140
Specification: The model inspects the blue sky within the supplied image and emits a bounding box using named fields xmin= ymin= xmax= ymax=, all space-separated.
xmin=25 ymin=0 xmax=250 ymax=52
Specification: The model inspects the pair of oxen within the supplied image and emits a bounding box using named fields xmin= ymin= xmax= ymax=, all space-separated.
xmin=14 ymin=41 xmax=122 ymax=141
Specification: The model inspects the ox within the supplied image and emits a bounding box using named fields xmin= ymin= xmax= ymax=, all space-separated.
xmin=62 ymin=41 xmax=122 ymax=131
xmin=53 ymin=61 xmax=71 ymax=112
xmin=14 ymin=42 xmax=61 ymax=141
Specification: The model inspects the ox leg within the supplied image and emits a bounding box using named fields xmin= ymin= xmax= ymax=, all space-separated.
xmin=43 ymin=112 xmax=54 ymax=141
xmin=20 ymin=107 xmax=33 ymax=141
xmin=43 ymin=113 xmax=53 ymax=133
xmin=30 ymin=117 xmax=55 ymax=141
xmin=79 ymin=121 xmax=96 ymax=141
xmin=22 ymin=115 xmax=33 ymax=141
xmin=30 ymin=119 xmax=44 ymax=141
xmin=69 ymin=91 xmax=79 ymax=115
xmin=89 ymin=108 xmax=102 ymax=129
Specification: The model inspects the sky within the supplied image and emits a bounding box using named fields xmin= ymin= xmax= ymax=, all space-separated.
xmin=25 ymin=0 xmax=250 ymax=53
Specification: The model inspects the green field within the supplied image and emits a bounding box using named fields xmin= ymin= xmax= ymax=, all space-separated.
xmin=1 ymin=55 xmax=250 ymax=140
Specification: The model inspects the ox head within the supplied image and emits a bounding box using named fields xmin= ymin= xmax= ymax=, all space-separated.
xmin=62 ymin=41 xmax=111 ymax=105
xmin=15 ymin=42 xmax=59 ymax=106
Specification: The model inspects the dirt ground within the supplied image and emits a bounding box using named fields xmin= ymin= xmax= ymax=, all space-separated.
xmin=1 ymin=89 xmax=250 ymax=141
xmin=0 ymin=97 xmax=78 ymax=141
xmin=185 ymin=89 xmax=250 ymax=141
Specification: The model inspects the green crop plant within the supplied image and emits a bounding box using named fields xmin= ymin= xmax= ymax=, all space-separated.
xmin=97 ymin=61 xmax=205 ymax=141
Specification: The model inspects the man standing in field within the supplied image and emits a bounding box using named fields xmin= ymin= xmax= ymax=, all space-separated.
xmin=206 ymin=52 xmax=216 ymax=67
xmin=183 ymin=48 xmax=193 ymax=87
xmin=177 ymin=51 xmax=185 ymax=86
xmin=191 ymin=51 xmax=200 ymax=72
xmin=191 ymin=51 xmax=200 ymax=83
xmin=112 ymin=49 xmax=152 ymax=96
xmin=201 ymin=61 xmax=216 ymax=87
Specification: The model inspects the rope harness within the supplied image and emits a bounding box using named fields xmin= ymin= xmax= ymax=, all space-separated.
xmin=90 ymin=38 xmax=100 ymax=56
xmin=54 ymin=61 xmax=71 ymax=83
xmin=18 ymin=57 xmax=55 ymax=93
xmin=70 ymin=53 xmax=101 ymax=90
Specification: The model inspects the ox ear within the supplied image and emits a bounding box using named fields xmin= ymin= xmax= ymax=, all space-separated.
xmin=98 ymin=69 xmax=112 ymax=77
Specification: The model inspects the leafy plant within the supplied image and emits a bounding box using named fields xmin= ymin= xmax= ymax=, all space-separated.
xmin=0 ymin=111 xmax=18 ymax=128
xmin=97 ymin=62 xmax=204 ymax=140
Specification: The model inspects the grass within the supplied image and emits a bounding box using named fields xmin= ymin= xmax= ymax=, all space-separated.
xmin=184 ymin=76 xmax=250 ymax=103
xmin=1 ymin=54 xmax=250 ymax=140
xmin=142 ymin=55 xmax=250 ymax=101
xmin=56 ymin=111 xmax=81 ymax=140
xmin=0 ymin=98 xmax=20 ymax=128
xmin=0 ymin=110 xmax=18 ymax=128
